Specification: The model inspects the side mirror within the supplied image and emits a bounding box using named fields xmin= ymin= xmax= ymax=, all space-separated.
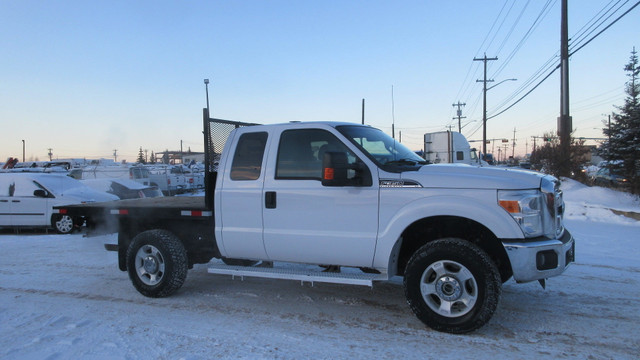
xmin=33 ymin=189 xmax=49 ymax=198
xmin=321 ymin=152 xmax=350 ymax=187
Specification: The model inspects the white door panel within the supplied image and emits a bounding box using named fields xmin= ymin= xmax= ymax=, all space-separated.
xmin=10 ymin=197 xmax=49 ymax=226
xmin=262 ymin=181 xmax=378 ymax=266
xmin=219 ymin=186 xmax=268 ymax=259
xmin=218 ymin=131 xmax=270 ymax=260
xmin=261 ymin=128 xmax=379 ymax=267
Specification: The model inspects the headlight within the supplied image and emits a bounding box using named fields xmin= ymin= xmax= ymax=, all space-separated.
xmin=498 ymin=190 xmax=544 ymax=238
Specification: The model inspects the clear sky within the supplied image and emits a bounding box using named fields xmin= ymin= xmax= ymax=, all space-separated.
xmin=1 ymin=1 xmax=638 ymax=163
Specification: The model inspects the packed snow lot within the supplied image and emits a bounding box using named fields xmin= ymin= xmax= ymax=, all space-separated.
xmin=1 ymin=179 xmax=639 ymax=359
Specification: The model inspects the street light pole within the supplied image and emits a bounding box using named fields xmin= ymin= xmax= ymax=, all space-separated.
xmin=204 ymin=78 xmax=210 ymax=117
xmin=22 ymin=140 xmax=25 ymax=162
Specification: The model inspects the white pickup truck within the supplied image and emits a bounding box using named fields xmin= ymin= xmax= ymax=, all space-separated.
xmin=57 ymin=114 xmax=575 ymax=334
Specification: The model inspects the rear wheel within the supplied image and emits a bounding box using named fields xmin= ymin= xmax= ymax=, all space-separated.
xmin=126 ymin=230 xmax=188 ymax=298
xmin=404 ymin=238 xmax=501 ymax=334
xmin=53 ymin=214 xmax=74 ymax=234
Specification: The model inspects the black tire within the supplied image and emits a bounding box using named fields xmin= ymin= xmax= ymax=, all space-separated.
xmin=126 ymin=229 xmax=188 ymax=298
xmin=53 ymin=214 xmax=74 ymax=234
xmin=221 ymin=257 xmax=259 ymax=267
xmin=403 ymin=238 xmax=501 ymax=334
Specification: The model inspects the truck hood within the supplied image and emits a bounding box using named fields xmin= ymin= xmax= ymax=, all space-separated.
xmin=403 ymin=164 xmax=545 ymax=190
xmin=56 ymin=187 xmax=120 ymax=203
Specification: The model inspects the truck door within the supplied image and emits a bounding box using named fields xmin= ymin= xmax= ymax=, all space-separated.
xmin=218 ymin=131 xmax=271 ymax=259
xmin=262 ymin=128 xmax=379 ymax=267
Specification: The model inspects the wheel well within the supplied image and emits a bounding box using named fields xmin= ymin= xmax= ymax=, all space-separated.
xmin=395 ymin=216 xmax=513 ymax=282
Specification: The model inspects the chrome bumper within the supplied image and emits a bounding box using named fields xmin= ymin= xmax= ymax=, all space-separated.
xmin=502 ymin=230 xmax=575 ymax=283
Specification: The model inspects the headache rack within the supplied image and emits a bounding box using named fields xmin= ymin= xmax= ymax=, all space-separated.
xmin=202 ymin=109 xmax=260 ymax=208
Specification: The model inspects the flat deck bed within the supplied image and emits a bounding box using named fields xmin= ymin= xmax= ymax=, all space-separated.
xmin=56 ymin=196 xmax=209 ymax=219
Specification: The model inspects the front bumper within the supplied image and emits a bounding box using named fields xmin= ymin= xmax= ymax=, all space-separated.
xmin=502 ymin=230 xmax=575 ymax=283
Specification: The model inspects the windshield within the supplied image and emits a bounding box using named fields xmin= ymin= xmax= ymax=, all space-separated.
xmin=337 ymin=125 xmax=426 ymax=170
xmin=36 ymin=175 xmax=84 ymax=193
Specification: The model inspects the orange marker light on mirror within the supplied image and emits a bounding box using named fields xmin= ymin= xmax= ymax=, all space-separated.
xmin=323 ymin=168 xmax=334 ymax=180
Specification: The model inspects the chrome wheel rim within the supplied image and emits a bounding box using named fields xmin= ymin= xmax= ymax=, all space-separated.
xmin=420 ymin=260 xmax=478 ymax=318
xmin=55 ymin=215 xmax=74 ymax=233
xmin=135 ymin=245 xmax=165 ymax=286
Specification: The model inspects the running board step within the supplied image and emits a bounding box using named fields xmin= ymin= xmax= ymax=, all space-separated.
xmin=207 ymin=263 xmax=387 ymax=286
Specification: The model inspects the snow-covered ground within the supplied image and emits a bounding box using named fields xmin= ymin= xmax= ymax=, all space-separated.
xmin=1 ymin=179 xmax=639 ymax=359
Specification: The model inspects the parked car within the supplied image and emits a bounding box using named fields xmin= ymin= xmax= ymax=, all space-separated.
xmin=82 ymin=178 xmax=163 ymax=200
xmin=592 ymin=167 xmax=628 ymax=188
xmin=0 ymin=173 xmax=118 ymax=233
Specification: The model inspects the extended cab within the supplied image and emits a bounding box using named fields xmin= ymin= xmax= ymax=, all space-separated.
xmin=57 ymin=115 xmax=575 ymax=334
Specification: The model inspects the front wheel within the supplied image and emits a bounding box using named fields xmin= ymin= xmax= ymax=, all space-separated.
xmin=126 ymin=230 xmax=188 ymax=298
xmin=404 ymin=238 xmax=501 ymax=334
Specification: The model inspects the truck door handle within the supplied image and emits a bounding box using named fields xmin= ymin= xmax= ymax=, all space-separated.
xmin=265 ymin=191 xmax=276 ymax=209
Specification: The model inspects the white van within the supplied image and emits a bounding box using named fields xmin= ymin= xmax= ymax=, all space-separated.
xmin=0 ymin=173 xmax=118 ymax=233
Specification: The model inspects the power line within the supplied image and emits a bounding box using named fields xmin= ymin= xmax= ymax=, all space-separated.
xmin=486 ymin=1 xmax=639 ymax=120
xmin=492 ymin=0 xmax=556 ymax=79
xmin=494 ymin=0 xmax=533 ymax=57
xmin=452 ymin=1 xmax=510 ymax=114
xmin=458 ymin=0 xmax=638 ymax=137
xmin=569 ymin=0 xmax=627 ymax=51
xmin=488 ymin=64 xmax=560 ymax=120
xmin=570 ymin=0 xmax=640 ymax=56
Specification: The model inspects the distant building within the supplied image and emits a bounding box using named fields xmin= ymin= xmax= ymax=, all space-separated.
xmin=155 ymin=150 xmax=205 ymax=165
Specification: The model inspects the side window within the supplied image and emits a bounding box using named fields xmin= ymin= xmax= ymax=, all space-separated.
xmin=230 ymin=132 xmax=268 ymax=181
xmin=276 ymin=129 xmax=355 ymax=180
xmin=456 ymin=151 xmax=464 ymax=161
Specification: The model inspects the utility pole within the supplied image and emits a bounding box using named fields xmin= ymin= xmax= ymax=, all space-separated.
xmin=474 ymin=54 xmax=498 ymax=157
xmin=48 ymin=148 xmax=53 ymax=161
xmin=512 ymin=127 xmax=516 ymax=159
xmin=22 ymin=140 xmax=25 ymax=162
xmin=558 ymin=0 xmax=572 ymax=176
xmin=362 ymin=98 xmax=365 ymax=125
xmin=452 ymin=101 xmax=466 ymax=133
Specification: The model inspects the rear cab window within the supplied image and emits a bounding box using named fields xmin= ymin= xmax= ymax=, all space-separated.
xmin=230 ymin=132 xmax=268 ymax=181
